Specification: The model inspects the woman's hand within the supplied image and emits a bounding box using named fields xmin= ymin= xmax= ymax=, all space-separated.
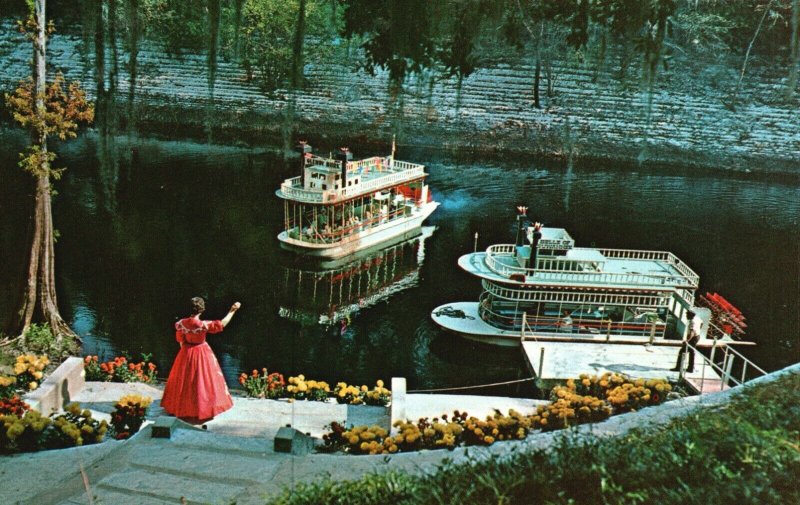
xmin=221 ymin=302 xmax=241 ymax=328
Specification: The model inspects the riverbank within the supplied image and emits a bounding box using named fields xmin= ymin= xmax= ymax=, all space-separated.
xmin=1 ymin=19 xmax=799 ymax=174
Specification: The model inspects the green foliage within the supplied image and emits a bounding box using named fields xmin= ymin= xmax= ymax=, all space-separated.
xmin=13 ymin=323 xmax=77 ymax=360
xmin=268 ymin=372 xmax=800 ymax=505
xmin=140 ymin=0 xmax=209 ymax=53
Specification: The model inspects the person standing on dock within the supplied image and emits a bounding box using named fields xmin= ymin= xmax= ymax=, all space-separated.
xmin=672 ymin=310 xmax=701 ymax=373
xmin=161 ymin=297 xmax=241 ymax=423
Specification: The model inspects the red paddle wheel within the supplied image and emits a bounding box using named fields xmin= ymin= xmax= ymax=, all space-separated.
xmin=697 ymin=292 xmax=747 ymax=337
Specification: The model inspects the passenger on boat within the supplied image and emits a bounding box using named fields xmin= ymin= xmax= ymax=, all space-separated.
xmin=558 ymin=311 xmax=573 ymax=333
xmin=672 ymin=310 xmax=701 ymax=372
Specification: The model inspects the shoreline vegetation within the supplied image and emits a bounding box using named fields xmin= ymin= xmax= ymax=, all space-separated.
xmin=1 ymin=0 xmax=799 ymax=174
xmin=269 ymin=369 xmax=800 ymax=505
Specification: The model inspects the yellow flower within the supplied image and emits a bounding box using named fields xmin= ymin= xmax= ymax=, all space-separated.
xmin=376 ymin=380 xmax=384 ymax=388
xmin=28 ymin=381 xmax=38 ymax=390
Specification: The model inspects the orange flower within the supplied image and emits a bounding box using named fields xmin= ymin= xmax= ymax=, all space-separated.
xmin=148 ymin=363 xmax=156 ymax=371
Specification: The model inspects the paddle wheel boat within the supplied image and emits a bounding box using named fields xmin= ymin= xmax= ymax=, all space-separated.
xmin=432 ymin=207 xmax=746 ymax=348
xmin=276 ymin=142 xmax=438 ymax=259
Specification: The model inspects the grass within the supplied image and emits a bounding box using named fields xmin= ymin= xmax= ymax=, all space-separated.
xmin=268 ymin=371 xmax=800 ymax=505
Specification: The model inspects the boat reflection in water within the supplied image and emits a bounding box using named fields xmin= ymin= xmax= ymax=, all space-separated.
xmin=278 ymin=226 xmax=435 ymax=327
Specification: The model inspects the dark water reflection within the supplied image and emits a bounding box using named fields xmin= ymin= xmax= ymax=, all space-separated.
xmin=1 ymin=131 xmax=797 ymax=392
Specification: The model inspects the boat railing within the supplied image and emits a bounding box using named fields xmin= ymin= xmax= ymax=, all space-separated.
xmin=287 ymin=206 xmax=410 ymax=245
xmin=482 ymin=280 xmax=671 ymax=308
xmin=484 ymin=244 xmax=698 ymax=288
xmin=478 ymin=298 xmax=666 ymax=340
xmin=681 ymin=337 xmax=767 ymax=393
xmin=280 ymin=177 xmax=325 ymax=203
xmin=338 ymin=165 xmax=426 ymax=201
xmin=599 ymin=248 xmax=700 ymax=286
xmin=279 ymin=163 xmax=426 ymax=203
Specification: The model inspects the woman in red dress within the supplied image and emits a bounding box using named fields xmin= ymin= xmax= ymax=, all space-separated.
xmin=161 ymin=297 xmax=241 ymax=422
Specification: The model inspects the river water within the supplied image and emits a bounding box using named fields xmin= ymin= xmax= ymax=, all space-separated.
xmin=1 ymin=131 xmax=797 ymax=393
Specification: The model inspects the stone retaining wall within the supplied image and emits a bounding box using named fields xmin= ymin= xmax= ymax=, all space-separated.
xmin=1 ymin=20 xmax=798 ymax=172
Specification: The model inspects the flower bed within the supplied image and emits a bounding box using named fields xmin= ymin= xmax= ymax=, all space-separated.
xmin=238 ymin=369 xmax=286 ymax=399
xmin=110 ymin=394 xmax=152 ymax=440
xmin=0 ymin=402 xmax=108 ymax=454
xmin=238 ymin=366 xmax=391 ymax=406
xmin=12 ymin=354 xmax=49 ymax=392
xmin=322 ymin=373 xmax=674 ymax=454
xmin=83 ymin=355 xmax=158 ymax=384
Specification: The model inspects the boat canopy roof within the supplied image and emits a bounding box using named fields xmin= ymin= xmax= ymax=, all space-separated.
xmin=276 ymin=154 xmax=427 ymax=205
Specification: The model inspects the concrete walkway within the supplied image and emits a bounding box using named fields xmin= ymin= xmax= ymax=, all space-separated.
xmin=1 ymin=382 xmax=545 ymax=505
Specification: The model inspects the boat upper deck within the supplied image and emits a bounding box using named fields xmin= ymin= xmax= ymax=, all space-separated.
xmin=458 ymin=240 xmax=699 ymax=292
xmin=277 ymin=155 xmax=427 ymax=204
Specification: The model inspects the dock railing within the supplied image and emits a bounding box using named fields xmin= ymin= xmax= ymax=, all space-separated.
xmin=680 ymin=330 xmax=767 ymax=393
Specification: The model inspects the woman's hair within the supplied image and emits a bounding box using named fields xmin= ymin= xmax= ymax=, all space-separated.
xmin=190 ymin=296 xmax=206 ymax=315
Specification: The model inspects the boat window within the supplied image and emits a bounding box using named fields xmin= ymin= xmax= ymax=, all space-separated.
xmin=322 ymin=184 xmax=327 ymax=190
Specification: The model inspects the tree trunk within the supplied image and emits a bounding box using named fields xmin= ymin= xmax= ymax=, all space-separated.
xmin=233 ymin=0 xmax=244 ymax=58
xmin=788 ymin=0 xmax=799 ymax=99
xmin=730 ymin=0 xmax=774 ymax=110
xmin=126 ymin=0 xmax=139 ymax=131
xmin=533 ymin=58 xmax=541 ymax=108
xmin=291 ymin=0 xmax=307 ymax=89
xmin=95 ymin=0 xmax=107 ymax=131
xmin=13 ymin=0 xmax=77 ymax=341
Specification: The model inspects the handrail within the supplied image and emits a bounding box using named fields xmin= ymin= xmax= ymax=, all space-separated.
xmin=481 ymin=280 xmax=671 ymax=307
xmin=478 ymin=295 xmax=666 ymax=339
xmin=599 ymin=248 xmax=700 ymax=286
xmin=680 ymin=338 xmax=767 ymax=393
xmin=279 ymin=165 xmax=426 ymax=204
xmin=483 ymin=244 xmax=698 ymax=288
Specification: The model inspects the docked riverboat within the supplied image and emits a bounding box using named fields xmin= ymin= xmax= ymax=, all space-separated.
xmin=276 ymin=142 xmax=439 ymax=259
xmin=432 ymin=207 xmax=742 ymax=349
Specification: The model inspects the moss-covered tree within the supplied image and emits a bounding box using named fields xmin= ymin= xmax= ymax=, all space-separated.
xmin=4 ymin=0 xmax=94 ymax=343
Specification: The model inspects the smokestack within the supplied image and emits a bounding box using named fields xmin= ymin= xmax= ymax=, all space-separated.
xmin=529 ymin=222 xmax=543 ymax=271
xmin=295 ymin=141 xmax=312 ymax=186
xmin=515 ymin=206 xmax=528 ymax=246
xmin=335 ymin=147 xmax=353 ymax=186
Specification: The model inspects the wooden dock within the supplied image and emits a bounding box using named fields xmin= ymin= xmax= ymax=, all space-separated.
xmin=521 ymin=341 xmax=725 ymax=391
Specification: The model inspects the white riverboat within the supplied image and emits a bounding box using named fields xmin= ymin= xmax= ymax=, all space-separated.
xmin=276 ymin=142 xmax=438 ymax=259
xmin=432 ymin=207 xmax=744 ymax=349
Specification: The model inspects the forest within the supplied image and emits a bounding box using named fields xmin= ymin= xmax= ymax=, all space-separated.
xmin=1 ymin=0 xmax=797 ymax=118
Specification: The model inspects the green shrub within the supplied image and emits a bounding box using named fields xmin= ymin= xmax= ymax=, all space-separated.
xmin=270 ymin=372 xmax=800 ymax=505
xmin=14 ymin=323 xmax=77 ymax=360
